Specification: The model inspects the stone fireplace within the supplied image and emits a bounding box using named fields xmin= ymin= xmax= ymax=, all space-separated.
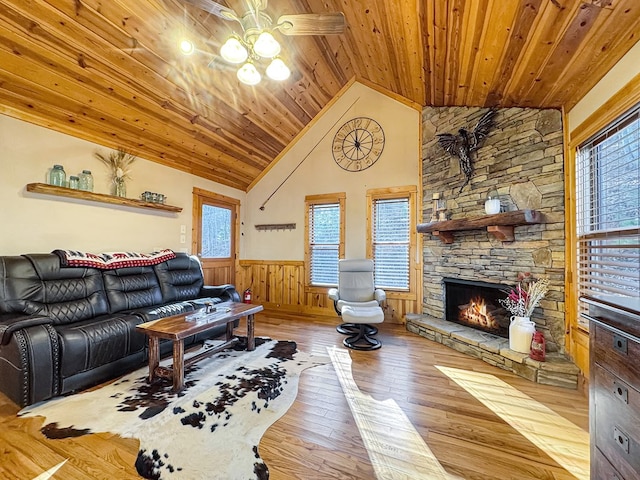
xmin=406 ymin=106 xmax=579 ymax=388
xmin=443 ymin=278 xmax=509 ymax=338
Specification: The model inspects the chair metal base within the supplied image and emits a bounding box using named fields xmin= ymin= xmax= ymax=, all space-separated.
xmin=342 ymin=324 xmax=382 ymax=351
xmin=336 ymin=322 xmax=378 ymax=336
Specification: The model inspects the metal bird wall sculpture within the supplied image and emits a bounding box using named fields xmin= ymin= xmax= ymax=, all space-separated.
xmin=437 ymin=109 xmax=497 ymax=193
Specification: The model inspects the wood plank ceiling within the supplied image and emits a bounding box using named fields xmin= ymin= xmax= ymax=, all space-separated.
xmin=0 ymin=0 xmax=638 ymax=190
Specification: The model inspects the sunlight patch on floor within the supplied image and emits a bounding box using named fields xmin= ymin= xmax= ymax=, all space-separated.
xmin=328 ymin=346 xmax=461 ymax=480
xmin=436 ymin=366 xmax=589 ymax=480
xmin=32 ymin=460 xmax=67 ymax=480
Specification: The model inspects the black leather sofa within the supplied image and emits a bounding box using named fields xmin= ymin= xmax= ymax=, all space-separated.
xmin=0 ymin=252 xmax=240 ymax=407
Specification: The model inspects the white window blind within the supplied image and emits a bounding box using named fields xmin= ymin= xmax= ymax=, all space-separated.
xmin=372 ymin=197 xmax=410 ymax=290
xmin=576 ymin=104 xmax=640 ymax=326
xmin=309 ymin=202 xmax=341 ymax=286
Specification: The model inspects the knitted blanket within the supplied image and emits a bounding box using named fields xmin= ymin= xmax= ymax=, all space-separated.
xmin=53 ymin=249 xmax=176 ymax=269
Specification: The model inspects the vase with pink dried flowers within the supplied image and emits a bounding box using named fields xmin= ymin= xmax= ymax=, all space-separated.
xmin=500 ymin=273 xmax=550 ymax=353
xmin=500 ymin=272 xmax=550 ymax=318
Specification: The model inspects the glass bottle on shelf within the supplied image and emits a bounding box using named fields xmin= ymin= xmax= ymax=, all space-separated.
xmin=49 ymin=165 xmax=66 ymax=187
xmin=113 ymin=178 xmax=126 ymax=198
xmin=68 ymin=176 xmax=80 ymax=189
xmin=78 ymin=170 xmax=94 ymax=191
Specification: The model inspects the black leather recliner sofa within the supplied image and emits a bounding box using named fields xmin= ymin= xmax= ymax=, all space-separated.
xmin=0 ymin=252 xmax=240 ymax=407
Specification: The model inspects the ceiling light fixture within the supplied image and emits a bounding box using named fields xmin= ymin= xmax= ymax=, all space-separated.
xmin=184 ymin=31 xmax=290 ymax=86
xmin=252 ymin=31 xmax=281 ymax=58
xmin=180 ymin=0 xmax=346 ymax=87
xmin=220 ymin=31 xmax=289 ymax=86
xmin=236 ymin=61 xmax=261 ymax=86
xmin=220 ymin=35 xmax=248 ymax=64
xmin=266 ymin=57 xmax=290 ymax=81
xmin=179 ymin=39 xmax=195 ymax=56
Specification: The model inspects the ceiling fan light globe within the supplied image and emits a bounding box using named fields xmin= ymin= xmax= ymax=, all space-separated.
xmin=237 ymin=62 xmax=261 ymax=86
xmin=253 ymin=31 xmax=281 ymax=58
xmin=266 ymin=58 xmax=290 ymax=81
xmin=220 ymin=37 xmax=248 ymax=64
xmin=179 ymin=39 xmax=195 ymax=56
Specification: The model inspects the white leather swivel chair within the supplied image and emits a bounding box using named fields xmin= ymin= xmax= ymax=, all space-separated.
xmin=327 ymin=259 xmax=386 ymax=350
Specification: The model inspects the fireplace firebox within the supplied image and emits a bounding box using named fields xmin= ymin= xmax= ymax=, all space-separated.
xmin=443 ymin=278 xmax=509 ymax=338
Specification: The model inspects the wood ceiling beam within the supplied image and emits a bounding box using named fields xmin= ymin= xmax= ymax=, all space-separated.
xmin=0 ymin=0 xmax=281 ymax=163
xmin=485 ymin=0 xmax=543 ymax=106
xmin=454 ymin=0 xmax=487 ymax=106
xmin=86 ymin=0 xmax=306 ymax=148
xmin=0 ymin=20 xmax=265 ymax=178
xmin=442 ymin=0 xmax=464 ymax=106
xmin=467 ymin=1 xmax=522 ymax=107
xmin=380 ymin=0 xmax=425 ymax=105
xmin=524 ymin=2 xmax=605 ymax=107
xmin=0 ymin=85 xmax=250 ymax=190
xmin=0 ymin=71 xmax=253 ymax=186
xmin=541 ymin=0 xmax=640 ymax=110
xmin=0 ymin=0 xmax=637 ymax=189
xmin=503 ymin=0 xmax=579 ymax=106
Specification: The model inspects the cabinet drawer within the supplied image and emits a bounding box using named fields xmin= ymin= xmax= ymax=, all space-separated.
xmin=594 ymin=324 xmax=640 ymax=387
xmin=594 ymin=447 xmax=627 ymax=480
xmin=594 ymin=365 xmax=640 ymax=480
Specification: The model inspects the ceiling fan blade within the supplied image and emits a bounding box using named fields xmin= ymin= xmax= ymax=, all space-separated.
xmin=182 ymin=0 xmax=239 ymax=22
xmin=207 ymin=56 xmax=238 ymax=72
xmin=251 ymin=0 xmax=268 ymax=11
xmin=276 ymin=13 xmax=346 ymax=35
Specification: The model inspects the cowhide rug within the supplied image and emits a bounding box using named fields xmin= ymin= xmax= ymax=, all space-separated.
xmin=19 ymin=337 xmax=327 ymax=480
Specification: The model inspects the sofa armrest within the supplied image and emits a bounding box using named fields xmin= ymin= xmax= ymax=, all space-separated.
xmin=327 ymin=288 xmax=339 ymax=301
xmin=0 ymin=316 xmax=59 ymax=406
xmin=0 ymin=313 xmax=52 ymax=346
xmin=199 ymin=284 xmax=241 ymax=303
xmin=374 ymin=289 xmax=386 ymax=304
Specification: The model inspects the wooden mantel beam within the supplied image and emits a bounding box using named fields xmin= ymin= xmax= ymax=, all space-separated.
xmin=417 ymin=210 xmax=544 ymax=243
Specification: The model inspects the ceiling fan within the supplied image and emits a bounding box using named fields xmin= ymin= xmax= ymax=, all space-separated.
xmin=181 ymin=0 xmax=346 ymax=85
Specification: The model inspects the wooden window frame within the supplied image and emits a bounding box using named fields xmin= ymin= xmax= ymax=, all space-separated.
xmin=366 ymin=186 xmax=418 ymax=301
xmin=304 ymin=192 xmax=346 ymax=292
xmin=575 ymin=107 xmax=640 ymax=326
xmin=192 ymin=187 xmax=241 ymax=285
xmin=566 ymin=73 xmax=640 ymax=340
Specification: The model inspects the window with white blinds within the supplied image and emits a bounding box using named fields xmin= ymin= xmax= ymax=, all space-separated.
xmin=307 ymin=200 xmax=343 ymax=286
xmin=576 ymin=104 xmax=640 ymax=326
xmin=372 ymin=197 xmax=410 ymax=290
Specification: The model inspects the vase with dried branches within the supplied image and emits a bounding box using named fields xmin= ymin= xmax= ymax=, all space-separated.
xmin=94 ymin=148 xmax=136 ymax=198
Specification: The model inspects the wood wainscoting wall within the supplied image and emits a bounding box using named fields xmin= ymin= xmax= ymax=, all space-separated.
xmin=237 ymin=260 xmax=417 ymax=324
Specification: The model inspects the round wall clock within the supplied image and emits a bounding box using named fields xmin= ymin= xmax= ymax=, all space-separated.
xmin=332 ymin=117 xmax=385 ymax=172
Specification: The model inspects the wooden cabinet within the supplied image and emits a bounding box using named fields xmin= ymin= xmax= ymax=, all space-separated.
xmin=584 ymin=296 xmax=640 ymax=480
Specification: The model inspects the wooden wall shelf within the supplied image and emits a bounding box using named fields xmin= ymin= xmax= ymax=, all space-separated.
xmin=417 ymin=210 xmax=544 ymax=243
xmin=26 ymin=183 xmax=183 ymax=213
xmin=255 ymin=223 xmax=296 ymax=231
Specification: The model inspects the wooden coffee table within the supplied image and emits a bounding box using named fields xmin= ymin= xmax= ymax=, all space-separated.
xmin=136 ymin=302 xmax=263 ymax=392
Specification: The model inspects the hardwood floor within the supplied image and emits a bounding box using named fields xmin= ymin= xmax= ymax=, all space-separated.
xmin=0 ymin=312 xmax=589 ymax=479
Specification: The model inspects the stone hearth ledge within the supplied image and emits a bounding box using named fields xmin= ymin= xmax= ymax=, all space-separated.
xmin=405 ymin=314 xmax=579 ymax=389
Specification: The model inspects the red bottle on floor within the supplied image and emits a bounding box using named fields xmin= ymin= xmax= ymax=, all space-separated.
xmin=529 ymin=331 xmax=546 ymax=361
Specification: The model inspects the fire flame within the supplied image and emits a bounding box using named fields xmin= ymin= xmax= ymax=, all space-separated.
xmin=459 ymin=296 xmax=499 ymax=330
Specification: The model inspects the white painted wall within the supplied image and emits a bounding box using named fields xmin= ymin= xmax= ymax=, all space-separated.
xmin=243 ymin=82 xmax=421 ymax=261
xmin=568 ymin=40 xmax=640 ymax=132
xmin=0 ymin=114 xmax=245 ymax=255
xmin=1 ymin=82 xmax=419 ymax=260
